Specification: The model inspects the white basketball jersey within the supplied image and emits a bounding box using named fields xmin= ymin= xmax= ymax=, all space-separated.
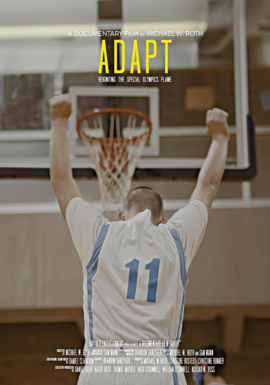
xmin=82 ymin=209 xmax=187 ymax=347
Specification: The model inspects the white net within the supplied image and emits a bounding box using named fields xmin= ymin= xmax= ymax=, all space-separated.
xmin=77 ymin=108 xmax=152 ymax=212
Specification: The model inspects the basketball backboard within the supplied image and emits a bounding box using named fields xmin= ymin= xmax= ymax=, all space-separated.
xmin=0 ymin=83 xmax=256 ymax=180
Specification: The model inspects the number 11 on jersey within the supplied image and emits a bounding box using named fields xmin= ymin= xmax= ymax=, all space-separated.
xmin=125 ymin=258 xmax=160 ymax=303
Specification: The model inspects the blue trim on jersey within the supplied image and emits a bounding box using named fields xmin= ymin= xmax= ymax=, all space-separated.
xmin=177 ymin=291 xmax=186 ymax=341
xmin=86 ymin=224 xmax=110 ymax=345
xmin=168 ymin=227 xmax=187 ymax=342
xmin=165 ymin=345 xmax=179 ymax=385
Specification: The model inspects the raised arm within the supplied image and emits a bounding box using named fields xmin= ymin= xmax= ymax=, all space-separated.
xmin=190 ymin=108 xmax=230 ymax=216
xmin=49 ymin=94 xmax=81 ymax=220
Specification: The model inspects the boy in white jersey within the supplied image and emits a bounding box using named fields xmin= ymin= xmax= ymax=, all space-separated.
xmin=49 ymin=95 xmax=230 ymax=385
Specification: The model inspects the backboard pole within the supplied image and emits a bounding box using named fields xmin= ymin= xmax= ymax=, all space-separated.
xmin=233 ymin=0 xmax=249 ymax=168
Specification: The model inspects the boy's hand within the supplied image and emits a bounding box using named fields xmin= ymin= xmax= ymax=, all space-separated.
xmin=206 ymin=108 xmax=230 ymax=141
xmin=49 ymin=94 xmax=72 ymax=122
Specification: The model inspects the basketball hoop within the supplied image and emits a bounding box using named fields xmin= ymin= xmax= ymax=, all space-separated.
xmin=76 ymin=108 xmax=152 ymax=212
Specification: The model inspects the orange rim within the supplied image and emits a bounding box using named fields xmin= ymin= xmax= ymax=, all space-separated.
xmin=76 ymin=107 xmax=152 ymax=143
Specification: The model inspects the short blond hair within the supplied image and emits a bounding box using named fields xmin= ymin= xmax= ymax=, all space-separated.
xmin=124 ymin=186 xmax=163 ymax=218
